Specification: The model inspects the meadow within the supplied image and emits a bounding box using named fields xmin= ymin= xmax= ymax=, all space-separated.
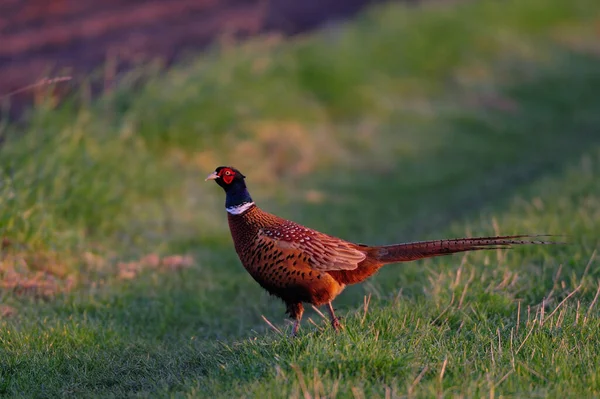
xmin=1 ymin=0 xmax=600 ymax=397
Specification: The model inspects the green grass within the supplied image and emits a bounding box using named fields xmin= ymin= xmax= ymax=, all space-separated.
xmin=1 ymin=0 xmax=600 ymax=397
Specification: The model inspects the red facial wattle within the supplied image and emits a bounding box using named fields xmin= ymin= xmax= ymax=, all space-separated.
xmin=220 ymin=168 xmax=235 ymax=184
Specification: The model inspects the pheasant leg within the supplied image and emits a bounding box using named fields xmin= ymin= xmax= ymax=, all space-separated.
xmin=326 ymin=302 xmax=342 ymax=331
xmin=287 ymin=302 xmax=304 ymax=337
xmin=292 ymin=319 xmax=301 ymax=336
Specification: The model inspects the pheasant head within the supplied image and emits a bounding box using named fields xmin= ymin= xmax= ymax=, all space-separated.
xmin=206 ymin=166 xmax=254 ymax=214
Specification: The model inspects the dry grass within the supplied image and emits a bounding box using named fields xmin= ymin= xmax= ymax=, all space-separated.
xmin=117 ymin=253 xmax=194 ymax=280
xmin=0 ymin=304 xmax=17 ymax=318
xmin=0 ymin=250 xmax=194 ymax=299
xmin=0 ymin=252 xmax=76 ymax=298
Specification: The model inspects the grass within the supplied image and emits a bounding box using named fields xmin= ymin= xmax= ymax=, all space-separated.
xmin=1 ymin=0 xmax=600 ymax=396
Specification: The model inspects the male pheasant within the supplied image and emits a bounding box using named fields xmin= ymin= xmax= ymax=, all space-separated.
xmin=206 ymin=166 xmax=555 ymax=336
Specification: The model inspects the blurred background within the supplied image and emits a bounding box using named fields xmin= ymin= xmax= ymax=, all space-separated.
xmin=0 ymin=0 xmax=598 ymax=320
xmin=1 ymin=0 xmax=395 ymax=117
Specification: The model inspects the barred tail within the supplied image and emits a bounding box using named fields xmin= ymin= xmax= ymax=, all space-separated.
xmin=371 ymin=234 xmax=561 ymax=264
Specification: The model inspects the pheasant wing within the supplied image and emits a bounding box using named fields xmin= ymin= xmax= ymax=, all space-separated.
xmin=258 ymin=224 xmax=366 ymax=271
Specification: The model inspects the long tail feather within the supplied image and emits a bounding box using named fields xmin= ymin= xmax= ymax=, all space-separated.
xmin=371 ymin=234 xmax=561 ymax=264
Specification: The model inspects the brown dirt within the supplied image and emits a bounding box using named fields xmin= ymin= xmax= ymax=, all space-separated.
xmin=0 ymin=304 xmax=17 ymax=318
xmin=0 ymin=250 xmax=194 ymax=300
xmin=1 ymin=0 xmax=393 ymax=119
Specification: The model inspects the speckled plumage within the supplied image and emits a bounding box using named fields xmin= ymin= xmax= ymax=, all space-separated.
xmin=228 ymin=206 xmax=351 ymax=307
xmin=206 ymin=166 xmax=557 ymax=335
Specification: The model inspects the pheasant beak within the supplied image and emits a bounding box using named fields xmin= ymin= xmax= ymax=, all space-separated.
xmin=205 ymin=171 xmax=220 ymax=181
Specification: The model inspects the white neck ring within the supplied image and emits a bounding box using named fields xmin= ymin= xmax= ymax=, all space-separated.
xmin=226 ymin=202 xmax=255 ymax=215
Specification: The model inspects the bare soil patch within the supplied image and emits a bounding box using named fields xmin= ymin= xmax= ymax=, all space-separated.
xmin=1 ymin=0 xmax=391 ymax=118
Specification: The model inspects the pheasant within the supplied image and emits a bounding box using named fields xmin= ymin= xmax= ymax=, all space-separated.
xmin=206 ymin=166 xmax=555 ymax=336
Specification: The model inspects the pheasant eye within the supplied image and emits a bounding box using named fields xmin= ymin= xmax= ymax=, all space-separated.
xmin=222 ymin=169 xmax=235 ymax=184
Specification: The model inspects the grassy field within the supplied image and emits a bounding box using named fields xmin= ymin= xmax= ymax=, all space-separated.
xmin=1 ymin=0 xmax=600 ymax=397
